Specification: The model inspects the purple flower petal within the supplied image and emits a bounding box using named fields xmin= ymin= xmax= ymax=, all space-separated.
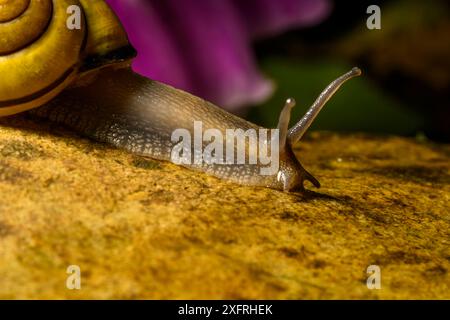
xmin=233 ymin=0 xmax=332 ymax=38
xmin=106 ymin=0 xmax=193 ymax=92
xmin=150 ymin=0 xmax=273 ymax=109
xmin=106 ymin=0 xmax=330 ymax=110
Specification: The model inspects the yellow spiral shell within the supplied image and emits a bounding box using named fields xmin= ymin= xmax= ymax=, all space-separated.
xmin=0 ymin=0 xmax=133 ymax=116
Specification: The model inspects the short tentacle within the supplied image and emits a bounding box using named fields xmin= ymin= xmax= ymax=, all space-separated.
xmin=276 ymin=97 xmax=296 ymax=151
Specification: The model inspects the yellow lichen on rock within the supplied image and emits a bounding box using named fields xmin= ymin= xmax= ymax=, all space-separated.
xmin=0 ymin=116 xmax=448 ymax=299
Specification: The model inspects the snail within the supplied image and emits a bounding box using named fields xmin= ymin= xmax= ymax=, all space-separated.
xmin=0 ymin=0 xmax=361 ymax=192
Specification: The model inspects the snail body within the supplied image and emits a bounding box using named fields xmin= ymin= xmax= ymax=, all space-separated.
xmin=0 ymin=0 xmax=361 ymax=192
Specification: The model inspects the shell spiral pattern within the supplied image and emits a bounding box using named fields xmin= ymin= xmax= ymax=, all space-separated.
xmin=0 ymin=0 xmax=86 ymax=116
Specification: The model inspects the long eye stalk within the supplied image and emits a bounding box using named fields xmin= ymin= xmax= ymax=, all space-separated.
xmin=288 ymin=67 xmax=361 ymax=144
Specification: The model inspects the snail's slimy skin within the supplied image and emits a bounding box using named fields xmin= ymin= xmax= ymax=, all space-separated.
xmin=0 ymin=0 xmax=361 ymax=192
xmin=30 ymin=67 xmax=319 ymax=191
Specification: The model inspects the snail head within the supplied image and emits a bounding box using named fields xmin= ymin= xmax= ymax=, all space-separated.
xmin=273 ymin=67 xmax=362 ymax=191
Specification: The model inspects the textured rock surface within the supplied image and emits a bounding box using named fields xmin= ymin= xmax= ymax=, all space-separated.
xmin=0 ymin=116 xmax=448 ymax=299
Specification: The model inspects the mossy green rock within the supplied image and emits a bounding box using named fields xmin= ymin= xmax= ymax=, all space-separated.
xmin=0 ymin=117 xmax=448 ymax=299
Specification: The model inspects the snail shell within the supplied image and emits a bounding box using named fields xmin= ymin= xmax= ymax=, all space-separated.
xmin=0 ymin=0 xmax=133 ymax=116
xmin=0 ymin=0 xmax=361 ymax=191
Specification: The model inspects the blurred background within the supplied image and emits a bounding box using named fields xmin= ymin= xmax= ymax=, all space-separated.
xmin=106 ymin=0 xmax=450 ymax=142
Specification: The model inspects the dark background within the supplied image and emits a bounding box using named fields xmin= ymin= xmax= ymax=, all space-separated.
xmin=249 ymin=0 xmax=449 ymax=142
